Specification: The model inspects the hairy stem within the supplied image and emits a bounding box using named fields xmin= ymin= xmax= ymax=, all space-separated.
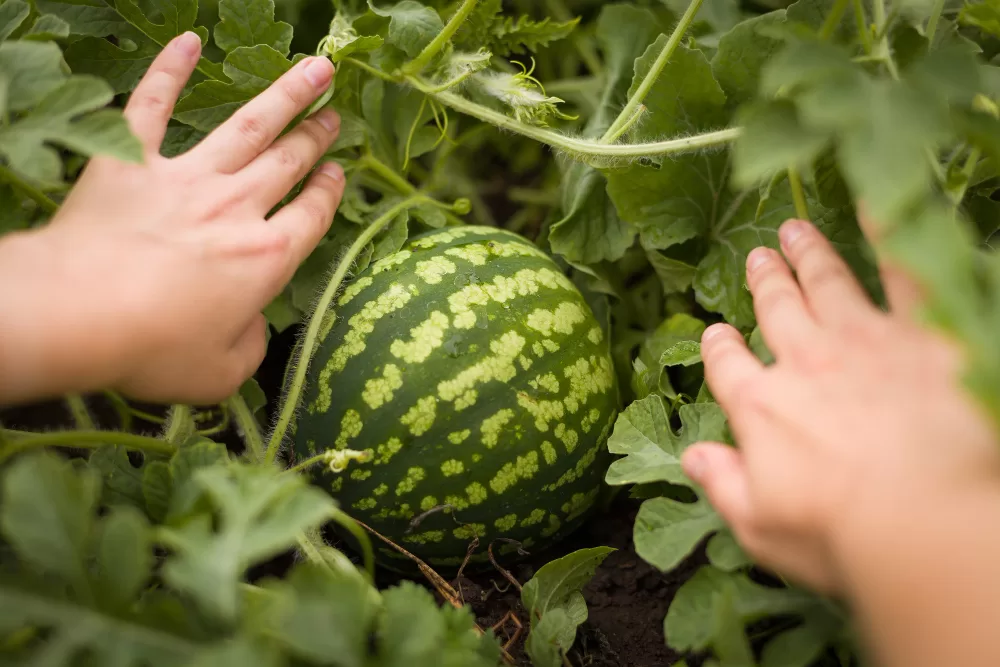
xmin=926 ymin=0 xmax=947 ymax=43
xmin=359 ymin=153 xmax=417 ymax=195
xmin=404 ymin=0 xmax=479 ymax=74
xmin=64 ymin=394 xmax=95 ymax=430
xmin=226 ymin=394 xmax=265 ymax=463
xmin=819 ymin=0 xmax=849 ymax=39
xmin=344 ymin=57 xmax=399 ymax=82
xmin=788 ymin=167 xmax=810 ymax=220
xmin=0 ymin=164 xmax=59 ymax=214
xmin=600 ymin=0 xmax=706 ymax=143
xmin=853 ymin=0 xmax=873 ymax=54
xmin=266 ymin=195 xmax=426 ymax=463
xmin=102 ymin=390 xmax=134 ymax=431
xmin=0 ymin=430 xmax=176 ymax=464
xmin=605 ymin=104 xmax=646 ymax=144
xmin=330 ymin=508 xmax=376 ymax=581
xmin=163 ymin=405 xmax=193 ymax=444
xmin=412 ymin=81 xmax=741 ymax=157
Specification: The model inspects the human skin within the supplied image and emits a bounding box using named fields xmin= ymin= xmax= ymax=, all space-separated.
xmin=682 ymin=218 xmax=1000 ymax=666
xmin=0 ymin=32 xmax=346 ymax=405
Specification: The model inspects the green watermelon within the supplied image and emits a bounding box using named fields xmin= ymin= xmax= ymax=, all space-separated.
xmin=294 ymin=225 xmax=619 ymax=568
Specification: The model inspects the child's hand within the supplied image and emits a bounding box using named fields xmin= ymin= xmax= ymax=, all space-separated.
xmin=682 ymin=219 xmax=1000 ymax=594
xmin=16 ymin=33 xmax=344 ymax=404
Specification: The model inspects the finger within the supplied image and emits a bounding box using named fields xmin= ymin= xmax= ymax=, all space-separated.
xmin=683 ymin=443 xmax=753 ymax=529
xmin=191 ymin=57 xmax=334 ymax=173
xmin=124 ymin=32 xmax=202 ymax=154
xmin=228 ymin=314 xmax=268 ymax=389
xmin=235 ymin=110 xmax=340 ymax=211
xmin=700 ymin=323 xmax=765 ymax=415
xmin=857 ymin=209 xmax=924 ymax=318
xmin=779 ymin=219 xmax=876 ymax=325
xmin=266 ymin=161 xmax=345 ymax=275
xmin=745 ymin=246 xmax=817 ymax=358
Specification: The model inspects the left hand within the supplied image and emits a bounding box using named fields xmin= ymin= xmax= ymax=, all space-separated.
xmin=0 ymin=32 xmax=345 ymax=405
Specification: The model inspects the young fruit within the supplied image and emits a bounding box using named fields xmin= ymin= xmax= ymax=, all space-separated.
xmin=294 ymin=226 xmax=618 ymax=568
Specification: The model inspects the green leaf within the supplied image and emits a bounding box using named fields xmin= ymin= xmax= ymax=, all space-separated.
xmin=0 ymin=0 xmax=30 ymax=42
xmin=96 ymin=506 xmax=153 ymax=609
xmin=214 ymin=0 xmax=292 ymax=56
xmin=0 ymin=453 xmax=99 ymax=592
xmin=524 ymin=607 xmax=580 ymax=667
xmin=35 ymin=0 xmax=126 ymax=37
xmin=265 ymin=563 xmax=378 ymax=666
xmin=0 ymin=75 xmax=142 ymax=183
xmin=634 ymin=496 xmax=725 ymax=572
xmin=112 ymin=0 xmax=206 ymax=52
xmin=960 ymin=0 xmax=1000 ymax=38
xmin=452 ymin=0 xmax=501 ymax=50
xmin=64 ymin=37 xmax=159 ymax=93
xmin=521 ymin=547 xmax=613 ymax=666
xmin=377 ymin=581 xmax=501 ymax=667
xmin=706 ymin=531 xmax=751 ymax=571
xmin=488 ymin=14 xmax=579 ymax=57
xmin=634 ymin=313 xmax=706 ymax=400
xmin=548 ymin=4 xmax=660 ymax=265
xmin=0 ymin=40 xmax=67 ymax=113
xmin=710 ymin=9 xmax=787 ymax=106
xmin=733 ymin=100 xmax=829 ymax=185
xmin=142 ymin=460 xmax=172 ymax=522
xmin=174 ymin=44 xmax=292 ymax=131
xmin=26 ymin=13 xmax=72 ymax=40
xmin=367 ymin=0 xmax=443 ymax=58
xmin=660 ymin=340 xmax=702 ymax=367
xmin=665 ymin=566 xmax=817 ymax=652
xmin=160 ymin=464 xmax=334 ymax=620
xmin=606 ymin=397 xmax=728 ymax=487
xmin=89 ymin=445 xmax=150 ymax=510
xmin=549 ymin=161 xmax=635 ymax=264
xmin=320 ymin=13 xmax=383 ymax=62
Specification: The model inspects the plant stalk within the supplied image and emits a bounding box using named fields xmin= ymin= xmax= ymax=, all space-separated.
xmin=599 ymin=0 xmax=707 ymax=143
xmin=926 ymin=0 xmax=947 ymax=43
xmin=788 ymin=167 xmax=810 ymax=220
xmin=64 ymin=394 xmax=96 ymax=430
xmin=265 ymin=195 xmax=425 ymax=463
xmin=0 ymin=164 xmax=59 ymax=214
xmin=412 ymin=82 xmax=742 ymax=158
xmin=819 ymin=0 xmax=850 ymax=40
xmin=226 ymin=394 xmax=265 ymax=462
xmin=0 ymin=429 xmax=176 ymax=464
xmin=404 ymin=0 xmax=479 ymax=74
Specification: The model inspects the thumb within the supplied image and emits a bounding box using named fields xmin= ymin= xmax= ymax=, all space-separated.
xmin=682 ymin=443 xmax=753 ymax=529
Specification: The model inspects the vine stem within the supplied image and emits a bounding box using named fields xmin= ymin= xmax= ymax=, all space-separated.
xmin=226 ymin=394 xmax=265 ymax=462
xmin=599 ymin=0 xmax=707 ymax=144
xmin=926 ymin=0 xmax=947 ymax=43
xmin=164 ymin=405 xmax=193 ymax=444
xmin=64 ymin=395 xmax=95 ymax=430
xmin=410 ymin=80 xmax=742 ymax=158
xmin=404 ymin=0 xmax=479 ymax=75
xmin=0 ymin=164 xmax=59 ymax=213
xmin=265 ymin=195 xmax=426 ymax=464
xmin=788 ymin=167 xmax=810 ymax=220
xmin=0 ymin=430 xmax=176 ymax=464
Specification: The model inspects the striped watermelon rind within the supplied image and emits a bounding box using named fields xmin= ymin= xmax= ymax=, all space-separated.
xmin=294 ymin=225 xmax=619 ymax=567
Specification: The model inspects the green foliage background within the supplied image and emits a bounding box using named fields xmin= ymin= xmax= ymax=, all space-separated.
xmin=1 ymin=0 xmax=1000 ymax=664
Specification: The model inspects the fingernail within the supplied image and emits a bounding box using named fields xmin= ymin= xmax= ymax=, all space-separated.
xmin=319 ymin=161 xmax=344 ymax=181
xmin=746 ymin=247 xmax=771 ymax=274
xmin=304 ymin=57 xmax=334 ymax=88
xmin=314 ymin=109 xmax=340 ymax=133
xmin=683 ymin=451 xmax=706 ymax=482
xmin=175 ymin=31 xmax=201 ymax=58
xmin=702 ymin=323 xmax=728 ymax=344
xmin=780 ymin=219 xmax=808 ymax=249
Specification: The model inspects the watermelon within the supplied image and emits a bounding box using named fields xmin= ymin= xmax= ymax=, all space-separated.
xmin=294 ymin=226 xmax=619 ymax=568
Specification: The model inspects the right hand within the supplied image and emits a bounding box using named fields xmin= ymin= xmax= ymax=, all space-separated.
xmin=682 ymin=217 xmax=1000 ymax=594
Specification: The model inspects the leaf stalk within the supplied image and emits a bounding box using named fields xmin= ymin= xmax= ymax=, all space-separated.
xmin=0 ymin=429 xmax=176 ymax=464
xmin=265 ymin=194 xmax=426 ymax=463
xmin=599 ymin=0 xmax=707 ymax=143
xmin=404 ymin=0 xmax=480 ymax=75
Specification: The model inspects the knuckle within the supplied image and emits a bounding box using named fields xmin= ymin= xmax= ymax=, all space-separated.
xmin=297 ymin=194 xmax=330 ymax=224
xmin=803 ymin=259 xmax=849 ymax=291
xmin=273 ymin=144 xmax=304 ymax=172
xmin=277 ymin=78 xmax=309 ymax=109
xmin=236 ymin=115 xmax=270 ymax=152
